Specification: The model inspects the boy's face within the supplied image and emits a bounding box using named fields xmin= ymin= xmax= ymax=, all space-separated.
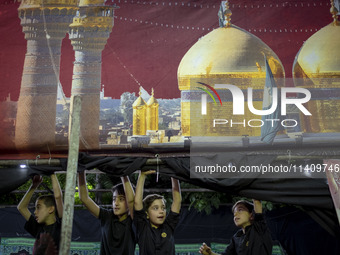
xmin=233 ymin=204 xmax=253 ymax=229
xmin=147 ymin=199 xmax=166 ymax=227
xmin=112 ymin=191 xmax=128 ymax=218
xmin=34 ymin=199 xmax=54 ymax=224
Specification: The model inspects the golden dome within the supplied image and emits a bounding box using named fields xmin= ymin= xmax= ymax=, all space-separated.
xmin=178 ymin=3 xmax=285 ymax=137
xmin=178 ymin=25 xmax=284 ymax=91
xmin=292 ymin=7 xmax=340 ymax=134
xmin=293 ymin=23 xmax=340 ymax=85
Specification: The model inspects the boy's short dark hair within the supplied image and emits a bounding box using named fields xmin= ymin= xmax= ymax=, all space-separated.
xmin=111 ymin=183 xmax=135 ymax=196
xmin=111 ymin=182 xmax=136 ymax=196
xmin=111 ymin=183 xmax=126 ymax=196
xmin=37 ymin=195 xmax=56 ymax=209
xmin=143 ymin=194 xmax=166 ymax=210
xmin=232 ymin=200 xmax=254 ymax=213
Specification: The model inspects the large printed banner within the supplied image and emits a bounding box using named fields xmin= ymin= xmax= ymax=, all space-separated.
xmin=1 ymin=0 xmax=340 ymax=245
xmin=0 ymin=0 xmax=339 ymax=158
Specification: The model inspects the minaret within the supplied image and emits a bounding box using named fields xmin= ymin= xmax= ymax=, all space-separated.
xmin=146 ymin=88 xmax=159 ymax=131
xmin=69 ymin=0 xmax=117 ymax=149
xmin=15 ymin=0 xmax=78 ymax=150
xmin=132 ymin=87 xmax=147 ymax=135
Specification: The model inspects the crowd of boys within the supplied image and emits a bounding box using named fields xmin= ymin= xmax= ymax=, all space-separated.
xmin=17 ymin=171 xmax=272 ymax=255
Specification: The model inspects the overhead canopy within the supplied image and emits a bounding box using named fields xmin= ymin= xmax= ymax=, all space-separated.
xmin=1 ymin=152 xmax=339 ymax=238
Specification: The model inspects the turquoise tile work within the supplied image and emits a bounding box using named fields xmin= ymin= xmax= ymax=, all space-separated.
xmin=0 ymin=238 xmax=100 ymax=255
xmin=0 ymin=238 xmax=34 ymax=255
xmin=0 ymin=238 xmax=285 ymax=255
xmin=211 ymin=242 xmax=285 ymax=255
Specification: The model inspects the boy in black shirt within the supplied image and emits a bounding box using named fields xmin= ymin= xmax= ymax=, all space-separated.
xmin=17 ymin=174 xmax=63 ymax=251
xmin=134 ymin=170 xmax=182 ymax=255
xmin=199 ymin=199 xmax=272 ymax=255
xmin=78 ymin=171 xmax=136 ymax=255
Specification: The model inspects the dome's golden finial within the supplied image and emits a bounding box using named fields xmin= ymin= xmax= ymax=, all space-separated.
xmin=139 ymin=86 xmax=142 ymax=96
xmin=256 ymin=62 xmax=262 ymax=72
xmin=151 ymin=88 xmax=154 ymax=96
xmin=330 ymin=0 xmax=339 ymax=26
xmin=224 ymin=1 xmax=232 ymax=28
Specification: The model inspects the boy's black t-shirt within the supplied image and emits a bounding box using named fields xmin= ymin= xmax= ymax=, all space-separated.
xmin=133 ymin=209 xmax=180 ymax=255
xmin=222 ymin=213 xmax=273 ymax=255
xmin=24 ymin=215 xmax=61 ymax=250
xmin=98 ymin=207 xmax=136 ymax=255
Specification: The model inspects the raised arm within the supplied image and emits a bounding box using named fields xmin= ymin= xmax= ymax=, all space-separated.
xmin=78 ymin=171 xmax=100 ymax=218
xmin=199 ymin=243 xmax=220 ymax=255
xmin=17 ymin=175 xmax=42 ymax=221
xmin=50 ymin=174 xmax=63 ymax=218
xmin=134 ymin=170 xmax=155 ymax=211
xmin=170 ymin=177 xmax=182 ymax=214
xmin=121 ymin=176 xmax=135 ymax=218
xmin=253 ymin=199 xmax=262 ymax=214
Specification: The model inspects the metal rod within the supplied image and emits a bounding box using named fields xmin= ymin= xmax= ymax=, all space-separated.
xmin=1 ymin=153 xmax=340 ymax=168
xmin=10 ymin=188 xmax=214 ymax=193
xmin=0 ymin=158 xmax=166 ymax=167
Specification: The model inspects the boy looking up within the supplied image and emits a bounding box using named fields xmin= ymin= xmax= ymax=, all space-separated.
xmin=199 ymin=199 xmax=272 ymax=255
xmin=77 ymin=171 xmax=135 ymax=255
xmin=134 ymin=170 xmax=182 ymax=255
xmin=17 ymin=174 xmax=63 ymax=251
